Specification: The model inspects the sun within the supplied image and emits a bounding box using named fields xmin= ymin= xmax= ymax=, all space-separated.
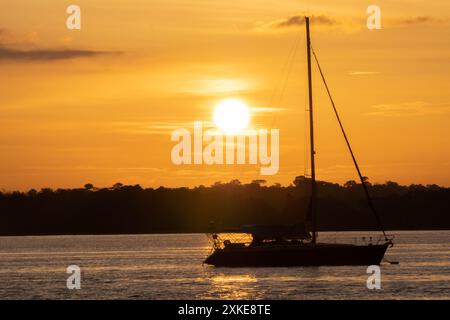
xmin=213 ymin=99 xmax=250 ymax=134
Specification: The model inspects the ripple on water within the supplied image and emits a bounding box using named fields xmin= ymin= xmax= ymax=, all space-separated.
xmin=0 ymin=231 xmax=449 ymax=299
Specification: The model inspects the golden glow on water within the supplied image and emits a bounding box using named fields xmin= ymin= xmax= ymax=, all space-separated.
xmin=209 ymin=274 xmax=259 ymax=300
xmin=211 ymin=274 xmax=257 ymax=283
xmin=0 ymin=231 xmax=449 ymax=299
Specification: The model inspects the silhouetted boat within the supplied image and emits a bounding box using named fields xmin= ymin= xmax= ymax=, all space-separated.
xmin=204 ymin=16 xmax=393 ymax=267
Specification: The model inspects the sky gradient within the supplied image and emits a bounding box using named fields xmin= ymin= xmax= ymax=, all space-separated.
xmin=1 ymin=0 xmax=450 ymax=190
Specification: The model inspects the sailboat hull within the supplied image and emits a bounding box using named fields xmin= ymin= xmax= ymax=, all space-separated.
xmin=204 ymin=243 xmax=390 ymax=267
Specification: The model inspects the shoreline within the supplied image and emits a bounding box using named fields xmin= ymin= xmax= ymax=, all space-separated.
xmin=0 ymin=228 xmax=448 ymax=238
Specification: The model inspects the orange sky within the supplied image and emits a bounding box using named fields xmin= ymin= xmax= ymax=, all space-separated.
xmin=1 ymin=0 xmax=450 ymax=190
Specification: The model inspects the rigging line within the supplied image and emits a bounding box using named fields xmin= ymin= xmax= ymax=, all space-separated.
xmin=271 ymin=28 xmax=303 ymax=129
xmin=276 ymin=29 xmax=303 ymax=109
xmin=269 ymin=30 xmax=299 ymax=114
xmin=311 ymin=46 xmax=388 ymax=241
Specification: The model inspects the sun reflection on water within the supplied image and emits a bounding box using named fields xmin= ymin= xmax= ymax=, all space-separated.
xmin=205 ymin=271 xmax=262 ymax=299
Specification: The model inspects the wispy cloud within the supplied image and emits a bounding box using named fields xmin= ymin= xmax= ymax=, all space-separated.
xmin=255 ymin=13 xmax=450 ymax=33
xmin=394 ymin=16 xmax=450 ymax=26
xmin=22 ymin=166 xmax=166 ymax=174
xmin=367 ymin=102 xmax=450 ymax=117
xmin=0 ymin=47 xmax=121 ymax=61
xmin=114 ymin=111 xmax=286 ymax=136
xmin=272 ymin=15 xmax=337 ymax=29
xmin=255 ymin=14 xmax=341 ymax=32
xmin=0 ymin=28 xmax=37 ymax=44
xmin=251 ymin=107 xmax=289 ymax=113
xmin=0 ymin=27 xmax=121 ymax=62
xmin=179 ymin=78 xmax=252 ymax=95
xmin=349 ymin=71 xmax=380 ymax=76
xmin=113 ymin=120 xmax=216 ymax=135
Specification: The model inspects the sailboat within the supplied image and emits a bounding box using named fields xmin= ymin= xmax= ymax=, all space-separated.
xmin=203 ymin=17 xmax=394 ymax=267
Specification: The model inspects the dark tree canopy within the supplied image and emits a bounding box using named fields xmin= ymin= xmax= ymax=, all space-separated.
xmin=0 ymin=176 xmax=448 ymax=236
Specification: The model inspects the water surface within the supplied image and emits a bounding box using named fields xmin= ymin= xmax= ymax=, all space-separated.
xmin=0 ymin=231 xmax=448 ymax=299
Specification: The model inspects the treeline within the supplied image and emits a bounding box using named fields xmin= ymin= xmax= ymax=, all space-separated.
xmin=0 ymin=176 xmax=449 ymax=236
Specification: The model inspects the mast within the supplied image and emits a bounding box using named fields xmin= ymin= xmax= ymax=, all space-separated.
xmin=306 ymin=17 xmax=318 ymax=244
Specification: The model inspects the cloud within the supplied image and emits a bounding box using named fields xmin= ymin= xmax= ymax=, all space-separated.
xmin=0 ymin=46 xmax=120 ymax=61
xmin=0 ymin=28 xmax=41 ymax=46
xmin=180 ymin=78 xmax=252 ymax=95
xmin=260 ymin=14 xmax=339 ymax=31
xmin=349 ymin=71 xmax=380 ymax=76
xmin=256 ymin=14 xmax=449 ymax=33
xmin=23 ymin=165 xmax=167 ymax=174
xmin=254 ymin=14 xmax=363 ymax=33
xmin=366 ymin=102 xmax=450 ymax=117
xmin=395 ymin=16 xmax=449 ymax=26
xmin=0 ymin=27 xmax=120 ymax=61
xmin=0 ymin=28 xmax=13 ymax=42
xmin=273 ymin=15 xmax=337 ymax=29
xmin=114 ymin=120 xmax=213 ymax=135
xmin=251 ymin=107 xmax=289 ymax=113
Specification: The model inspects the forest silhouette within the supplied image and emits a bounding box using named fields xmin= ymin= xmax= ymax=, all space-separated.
xmin=0 ymin=176 xmax=449 ymax=236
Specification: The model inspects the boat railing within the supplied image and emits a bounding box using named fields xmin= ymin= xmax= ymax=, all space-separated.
xmin=355 ymin=235 xmax=395 ymax=245
xmin=329 ymin=235 xmax=394 ymax=245
xmin=206 ymin=233 xmax=253 ymax=249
